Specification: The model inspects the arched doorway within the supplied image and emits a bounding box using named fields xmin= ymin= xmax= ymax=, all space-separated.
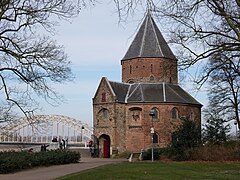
xmin=99 ymin=134 xmax=111 ymax=158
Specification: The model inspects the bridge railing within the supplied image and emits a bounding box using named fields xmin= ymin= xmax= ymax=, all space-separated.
xmin=0 ymin=114 xmax=93 ymax=145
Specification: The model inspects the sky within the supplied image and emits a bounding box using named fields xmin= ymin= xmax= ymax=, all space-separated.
xmin=38 ymin=2 xmax=208 ymax=127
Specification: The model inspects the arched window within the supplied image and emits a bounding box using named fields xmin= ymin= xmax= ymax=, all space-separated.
xmin=171 ymin=107 xmax=178 ymax=120
xmin=190 ymin=112 xmax=194 ymax=120
xmin=96 ymin=108 xmax=109 ymax=125
xmin=150 ymin=107 xmax=159 ymax=121
xmin=98 ymin=108 xmax=109 ymax=119
xmin=152 ymin=133 xmax=158 ymax=144
xmin=102 ymin=108 xmax=109 ymax=119
xmin=127 ymin=79 xmax=135 ymax=84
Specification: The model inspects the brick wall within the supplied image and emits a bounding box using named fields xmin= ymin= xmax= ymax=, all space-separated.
xmin=121 ymin=57 xmax=178 ymax=84
xmin=93 ymin=79 xmax=201 ymax=155
xmin=124 ymin=103 xmax=201 ymax=153
xmin=93 ymin=88 xmax=201 ymax=153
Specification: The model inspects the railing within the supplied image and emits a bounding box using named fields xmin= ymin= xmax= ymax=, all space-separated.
xmin=0 ymin=114 xmax=93 ymax=145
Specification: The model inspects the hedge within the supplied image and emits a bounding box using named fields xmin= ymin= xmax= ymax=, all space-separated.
xmin=0 ymin=150 xmax=80 ymax=174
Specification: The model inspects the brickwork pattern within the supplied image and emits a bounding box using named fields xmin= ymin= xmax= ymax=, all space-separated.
xmin=121 ymin=58 xmax=178 ymax=84
xmin=93 ymin=78 xmax=201 ymax=154
xmin=93 ymin=58 xmax=201 ymax=155
xmin=124 ymin=104 xmax=201 ymax=152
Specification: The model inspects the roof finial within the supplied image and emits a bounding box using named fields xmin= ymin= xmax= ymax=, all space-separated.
xmin=146 ymin=0 xmax=152 ymax=15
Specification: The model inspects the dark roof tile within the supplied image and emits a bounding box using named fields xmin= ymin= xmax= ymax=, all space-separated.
xmin=108 ymin=81 xmax=129 ymax=102
xmin=122 ymin=12 xmax=176 ymax=60
xmin=142 ymin=84 xmax=164 ymax=102
xmin=127 ymin=84 xmax=143 ymax=102
xmin=108 ymin=80 xmax=201 ymax=106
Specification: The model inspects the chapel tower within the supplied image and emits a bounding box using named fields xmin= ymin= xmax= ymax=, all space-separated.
xmin=121 ymin=12 xmax=178 ymax=84
xmin=93 ymin=12 xmax=202 ymax=157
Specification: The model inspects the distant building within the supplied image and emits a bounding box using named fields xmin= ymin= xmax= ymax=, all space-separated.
xmin=93 ymin=12 xmax=202 ymax=158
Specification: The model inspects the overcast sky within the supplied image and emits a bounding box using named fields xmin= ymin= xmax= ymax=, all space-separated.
xmin=38 ymin=2 xmax=208 ymax=127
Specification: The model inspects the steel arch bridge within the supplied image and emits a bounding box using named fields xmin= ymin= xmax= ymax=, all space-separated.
xmin=0 ymin=115 xmax=93 ymax=145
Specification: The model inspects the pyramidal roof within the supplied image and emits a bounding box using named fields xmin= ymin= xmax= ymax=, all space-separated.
xmin=122 ymin=12 xmax=176 ymax=61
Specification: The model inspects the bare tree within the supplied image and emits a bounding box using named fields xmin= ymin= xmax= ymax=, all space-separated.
xmin=113 ymin=0 xmax=239 ymax=78
xmin=113 ymin=0 xmax=240 ymax=127
xmin=0 ymin=0 xmax=94 ymax=122
xmin=207 ymin=55 xmax=240 ymax=129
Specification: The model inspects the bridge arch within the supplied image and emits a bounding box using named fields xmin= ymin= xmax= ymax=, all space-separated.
xmin=0 ymin=115 xmax=93 ymax=144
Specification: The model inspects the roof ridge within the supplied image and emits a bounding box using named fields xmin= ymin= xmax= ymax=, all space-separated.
xmin=139 ymin=14 xmax=148 ymax=57
xmin=127 ymin=83 xmax=140 ymax=100
xmin=105 ymin=77 xmax=116 ymax=97
xmin=139 ymin=84 xmax=144 ymax=102
xmin=163 ymin=82 xmax=166 ymax=102
xmin=125 ymin=84 xmax=132 ymax=103
xmin=150 ymin=15 xmax=164 ymax=57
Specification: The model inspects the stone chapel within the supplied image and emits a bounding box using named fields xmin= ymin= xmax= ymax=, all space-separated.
xmin=92 ymin=12 xmax=202 ymax=158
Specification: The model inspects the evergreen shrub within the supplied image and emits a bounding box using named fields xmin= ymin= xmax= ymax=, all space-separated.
xmin=0 ymin=150 xmax=80 ymax=174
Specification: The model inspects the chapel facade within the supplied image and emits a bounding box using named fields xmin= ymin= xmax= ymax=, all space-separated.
xmin=92 ymin=12 xmax=202 ymax=158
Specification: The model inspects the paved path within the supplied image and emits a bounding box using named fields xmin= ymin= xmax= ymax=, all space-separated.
xmin=0 ymin=158 xmax=128 ymax=180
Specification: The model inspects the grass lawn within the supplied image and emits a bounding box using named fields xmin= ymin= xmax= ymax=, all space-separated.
xmin=58 ymin=161 xmax=240 ymax=180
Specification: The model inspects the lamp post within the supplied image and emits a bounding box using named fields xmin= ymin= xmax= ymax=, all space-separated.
xmin=81 ymin=126 xmax=85 ymax=142
xmin=149 ymin=109 xmax=155 ymax=162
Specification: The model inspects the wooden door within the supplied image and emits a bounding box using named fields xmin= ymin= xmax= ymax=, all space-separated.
xmin=103 ymin=139 xmax=109 ymax=158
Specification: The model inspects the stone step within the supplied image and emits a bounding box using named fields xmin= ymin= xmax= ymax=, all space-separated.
xmin=128 ymin=152 xmax=141 ymax=162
